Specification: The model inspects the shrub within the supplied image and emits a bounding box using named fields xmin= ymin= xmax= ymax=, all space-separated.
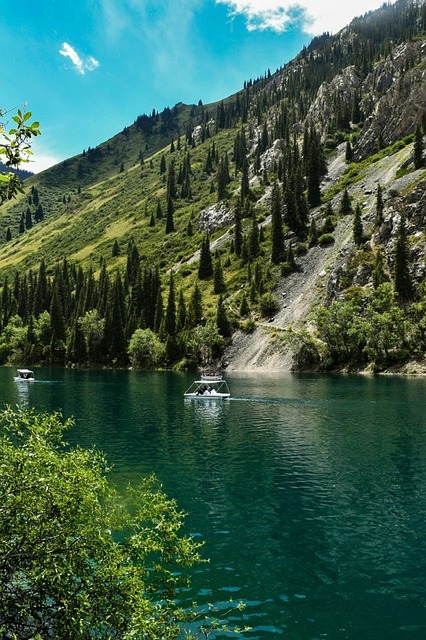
xmin=318 ymin=233 xmax=335 ymax=246
xmin=259 ymin=292 xmax=279 ymax=318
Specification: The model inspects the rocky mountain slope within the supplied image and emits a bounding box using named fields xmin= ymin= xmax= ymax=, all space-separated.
xmin=224 ymin=142 xmax=425 ymax=371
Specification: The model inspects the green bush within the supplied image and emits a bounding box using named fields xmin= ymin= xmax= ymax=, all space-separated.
xmin=318 ymin=233 xmax=335 ymax=246
xmin=259 ymin=292 xmax=279 ymax=318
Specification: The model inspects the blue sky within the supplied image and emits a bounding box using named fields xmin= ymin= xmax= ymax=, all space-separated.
xmin=2 ymin=0 xmax=388 ymax=173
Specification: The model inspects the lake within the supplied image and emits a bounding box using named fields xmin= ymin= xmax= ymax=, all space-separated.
xmin=2 ymin=367 xmax=426 ymax=639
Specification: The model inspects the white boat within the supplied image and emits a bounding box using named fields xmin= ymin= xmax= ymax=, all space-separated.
xmin=200 ymin=372 xmax=223 ymax=382
xmin=14 ymin=368 xmax=35 ymax=382
xmin=184 ymin=375 xmax=230 ymax=399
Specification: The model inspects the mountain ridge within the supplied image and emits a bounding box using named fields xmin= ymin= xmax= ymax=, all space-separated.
xmin=0 ymin=0 xmax=425 ymax=372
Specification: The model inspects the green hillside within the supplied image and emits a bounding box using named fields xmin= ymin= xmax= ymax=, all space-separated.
xmin=0 ymin=0 xmax=425 ymax=371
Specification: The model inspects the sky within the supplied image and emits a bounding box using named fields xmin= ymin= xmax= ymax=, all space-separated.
xmin=2 ymin=0 xmax=391 ymax=173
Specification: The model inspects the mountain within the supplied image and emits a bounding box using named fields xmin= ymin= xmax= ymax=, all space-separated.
xmin=0 ymin=0 xmax=425 ymax=372
xmin=0 ymin=162 xmax=34 ymax=181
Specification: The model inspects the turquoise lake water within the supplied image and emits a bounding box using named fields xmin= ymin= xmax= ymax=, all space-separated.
xmin=1 ymin=367 xmax=426 ymax=639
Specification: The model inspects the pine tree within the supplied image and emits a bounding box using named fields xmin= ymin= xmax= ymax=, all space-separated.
xmin=234 ymin=200 xmax=243 ymax=258
xmin=164 ymin=273 xmax=176 ymax=338
xmin=345 ymin=140 xmax=353 ymax=163
xmin=5 ymin=227 xmax=11 ymax=242
xmin=414 ymin=124 xmax=424 ymax=169
xmin=308 ymin=219 xmax=318 ymax=247
xmin=165 ymin=195 xmax=174 ymax=233
xmin=198 ymin=234 xmax=213 ymax=280
xmin=339 ymin=188 xmax=352 ymax=216
xmin=239 ymin=293 xmax=249 ymax=316
xmin=353 ymin=203 xmax=364 ymax=247
xmin=166 ymin=161 xmax=177 ymax=199
xmin=186 ymin=282 xmax=203 ymax=328
xmin=240 ymin=156 xmax=250 ymax=204
xmin=153 ymin=288 xmax=164 ymax=334
xmin=217 ymin=153 xmax=230 ymax=201
xmin=394 ymin=214 xmax=413 ymax=302
xmin=271 ymin=182 xmax=284 ymax=264
xmin=375 ymin=183 xmax=384 ymax=226
xmin=104 ymin=273 xmax=126 ymax=363
xmin=25 ymin=207 xmax=33 ymax=229
xmin=34 ymin=204 xmax=44 ymax=222
xmin=50 ymin=279 xmax=66 ymax=342
xmin=372 ymin=248 xmax=387 ymax=289
xmin=33 ymin=260 xmax=48 ymax=317
xmin=249 ymin=213 xmax=260 ymax=260
xmin=213 ymin=253 xmax=226 ymax=294
xmin=216 ymin=295 xmax=231 ymax=338
xmin=176 ymin=289 xmax=186 ymax=332
xmin=112 ymin=239 xmax=120 ymax=257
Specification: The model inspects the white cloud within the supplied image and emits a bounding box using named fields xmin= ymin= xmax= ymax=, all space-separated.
xmin=23 ymin=140 xmax=63 ymax=174
xmin=215 ymin=0 xmax=392 ymax=35
xmin=59 ymin=42 xmax=100 ymax=74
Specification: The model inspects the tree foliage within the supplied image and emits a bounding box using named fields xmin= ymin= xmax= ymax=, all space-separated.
xmin=0 ymin=406 xmax=202 ymax=639
xmin=0 ymin=108 xmax=40 ymax=204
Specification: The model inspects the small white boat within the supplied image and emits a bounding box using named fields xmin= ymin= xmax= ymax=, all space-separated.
xmin=200 ymin=372 xmax=223 ymax=382
xmin=184 ymin=375 xmax=230 ymax=399
xmin=14 ymin=368 xmax=35 ymax=382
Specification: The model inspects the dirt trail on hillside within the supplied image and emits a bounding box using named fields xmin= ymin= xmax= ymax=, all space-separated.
xmin=223 ymin=143 xmax=416 ymax=372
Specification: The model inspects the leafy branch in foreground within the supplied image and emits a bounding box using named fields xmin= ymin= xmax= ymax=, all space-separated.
xmin=0 ymin=107 xmax=40 ymax=204
xmin=0 ymin=406 xmax=211 ymax=639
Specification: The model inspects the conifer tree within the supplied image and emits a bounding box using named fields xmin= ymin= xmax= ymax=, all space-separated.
xmin=33 ymin=260 xmax=48 ymax=317
xmin=271 ymin=181 xmax=285 ymax=264
xmin=394 ymin=214 xmax=413 ymax=302
xmin=216 ymin=153 xmax=230 ymax=201
xmin=240 ymin=156 xmax=250 ymax=204
xmin=149 ymin=212 xmax=155 ymax=227
xmin=104 ymin=273 xmax=126 ymax=363
xmin=164 ymin=273 xmax=176 ymax=361
xmin=216 ymin=295 xmax=231 ymax=338
xmin=19 ymin=214 xmax=25 ymax=234
xmin=339 ymin=188 xmax=352 ymax=216
xmin=234 ymin=200 xmax=243 ymax=258
xmin=159 ymin=154 xmax=166 ymax=174
xmin=186 ymin=282 xmax=203 ymax=328
xmin=249 ymin=213 xmax=260 ymax=260
xmin=198 ymin=234 xmax=213 ymax=280
xmin=375 ymin=183 xmax=384 ymax=226
xmin=353 ymin=203 xmax=364 ymax=247
xmin=283 ymin=180 xmax=299 ymax=233
xmin=345 ymin=140 xmax=353 ymax=163
xmin=414 ymin=124 xmax=423 ymax=169
xmin=126 ymin=241 xmax=140 ymax=287
xmin=372 ymin=248 xmax=387 ymax=289
xmin=165 ymin=195 xmax=174 ymax=234
xmin=153 ymin=288 xmax=164 ymax=334
xmin=34 ymin=203 xmax=44 ymax=222
xmin=308 ymin=218 xmax=318 ymax=247
xmin=166 ymin=161 xmax=177 ymax=199
xmin=50 ymin=279 xmax=66 ymax=343
xmin=5 ymin=227 xmax=11 ymax=242
xmin=25 ymin=207 xmax=33 ymax=229
xmin=239 ymin=293 xmax=249 ymax=316
xmin=213 ymin=253 xmax=226 ymax=294
xmin=176 ymin=289 xmax=186 ymax=332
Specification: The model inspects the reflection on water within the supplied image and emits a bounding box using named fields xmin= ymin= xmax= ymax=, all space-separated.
xmin=1 ymin=368 xmax=426 ymax=639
